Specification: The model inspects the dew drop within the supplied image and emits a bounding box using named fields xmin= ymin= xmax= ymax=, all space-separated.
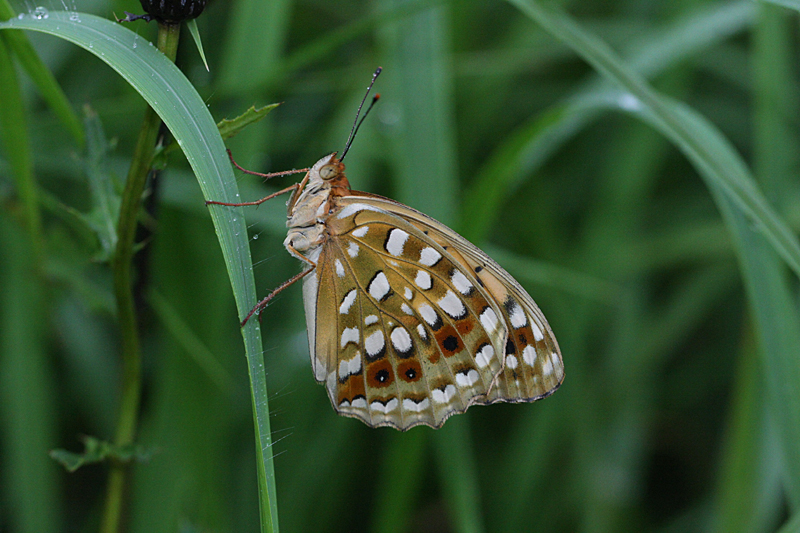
xmin=252 ymin=234 xmax=259 ymax=240
xmin=69 ymin=12 xmax=80 ymax=22
xmin=32 ymin=7 xmax=49 ymax=19
xmin=618 ymin=93 xmax=642 ymax=111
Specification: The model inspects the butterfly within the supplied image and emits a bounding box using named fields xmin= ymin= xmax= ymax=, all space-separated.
xmin=208 ymin=70 xmax=564 ymax=430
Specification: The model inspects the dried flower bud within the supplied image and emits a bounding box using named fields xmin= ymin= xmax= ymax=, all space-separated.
xmin=138 ymin=0 xmax=207 ymax=23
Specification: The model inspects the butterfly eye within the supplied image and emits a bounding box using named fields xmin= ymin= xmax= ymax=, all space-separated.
xmin=319 ymin=165 xmax=338 ymax=180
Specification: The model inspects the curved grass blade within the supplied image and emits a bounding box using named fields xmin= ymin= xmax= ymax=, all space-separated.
xmin=506 ymin=0 xmax=800 ymax=280
xmin=0 ymin=0 xmax=83 ymax=146
xmin=506 ymin=0 xmax=800 ymax=511
xmin=0 ymin=12 xmax=278 ymax=532
xmin=461 ymin=0 xmax=755 ymax=243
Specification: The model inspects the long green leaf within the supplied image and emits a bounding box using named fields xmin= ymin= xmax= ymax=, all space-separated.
xmin=461 ymin=0 xmax=754 ymax=243
xmin=0 ymin=11 xmax=278 ymax=532
xmin=0 ymin=0 xmax=84 ymax=145
xmin=505 ymin=0 xmax=800 ymax=281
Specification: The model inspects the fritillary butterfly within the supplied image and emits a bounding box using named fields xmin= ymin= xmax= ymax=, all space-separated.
xmin=208 ymin=70 xmax=564 ymax=429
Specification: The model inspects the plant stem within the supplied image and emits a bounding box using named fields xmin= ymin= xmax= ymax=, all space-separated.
xmin=101 ymin=21 xmax=180 ymax=533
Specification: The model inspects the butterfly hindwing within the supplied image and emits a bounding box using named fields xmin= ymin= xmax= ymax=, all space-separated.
xmin=308 ymin=201 xmax=512 ymax=429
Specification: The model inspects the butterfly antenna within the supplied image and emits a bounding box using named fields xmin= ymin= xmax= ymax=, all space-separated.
xmin=340 ymin=67 xmax=382 ymax=162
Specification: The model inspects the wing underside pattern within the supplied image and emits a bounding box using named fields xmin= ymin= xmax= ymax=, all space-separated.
xmin=304 ymin=198 xmax=564 ymax=429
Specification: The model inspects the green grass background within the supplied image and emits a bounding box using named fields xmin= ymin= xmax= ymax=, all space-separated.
xmin=1 ymin=0 xmax=800 ymax=532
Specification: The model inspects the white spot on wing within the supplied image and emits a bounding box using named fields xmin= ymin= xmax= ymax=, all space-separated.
xmin=401 ymin=303 xmax=414 ymax=315
xmin=532 ymin=321 xmax=544 ymax=341
xmin=352 ymin=226 xmax=369 ymax=238
xmin=542 ymin=357 xmax=553 ymax=376
xmin=365 ymin=330 xmax=385 ymax=357
xmin=523 ymin=345 xmax=537 ymax=366
xmin=419 ymin=247 xmax=441 ymax=266
xmin=385 ymin=229 xmax=409 ymax=257
xmin=335 ymin=259 xmax=345 ymax=278
xmin=371 ymin=398 xmax=399 ymax=413
xmin=506 ymin=354 xmax=518 ymax=369
xmin=337 ymin=203 xmax=382 ymax=219
xmin=351 ymin=397 xmax=368 ymax=408
xmin=390 ymin=327 xmax=412 ymax=353
xmin=475 ymin=344 xmax=494 ymax=368
xmin=402 ymin=397 xmax=430 ymax=413
xmin=340 ymin=327 xmax=359 ymax=348
xmin=438 ymin=290 xmax=465 ymax=319
xmin=339 ymin=289 xmax=357 ymax=314
xmin=415 ymin=270 xmax=432 ymax=290
xmin=338 ymin=353 xmax=362 ymax=379
xmin=365 ymin=315 xmax=379 ymax=326
xmin=451 ymin=270 xmax=473 ymax=295
xmin=368 ymin=272 xmax=391 ymax=301
xmin=480 ymin=307 xmax=499 ymax=333
xmin=347 ymin=242 xmax=360 ymax=258
xmin=509 ymin=301 xmax=527 ymax=328
xmin=456 ymin=369 xmax=480 ymax=387
xmin=418 ymin=303 xmax=438 ymax=327
xmin=432 ymin=385 xmax=457 ymax=404
xmin=404 ymin=287 xmax=413 ymax=300
xmin=416 ymin=324 xmax=427 ymax=340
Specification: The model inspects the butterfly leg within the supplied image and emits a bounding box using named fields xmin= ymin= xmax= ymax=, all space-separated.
xmin=206 ymin=183 xmax=300 ymax=208
xmin=241 ymin=246 xmax=318 ymax=327
xmin=225 ymin=149 xmax=309 ymax=180
xmin=241 ymin=266 xmax=316 ymax=326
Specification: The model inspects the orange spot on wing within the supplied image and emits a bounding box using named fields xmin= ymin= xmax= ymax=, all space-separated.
xmin=398 ymin=360 xmax=423 ymax=382
xmin=366 ymin=360 xmax=395 ymax=388
xmin=435 ymin=325 xmax=463 ymax=357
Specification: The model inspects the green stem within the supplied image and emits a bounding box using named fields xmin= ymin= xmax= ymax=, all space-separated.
xmin=100 ymin=21 xmax=180 ymax=533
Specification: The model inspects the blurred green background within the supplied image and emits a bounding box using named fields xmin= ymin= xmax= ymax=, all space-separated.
xmin=2 ymin=0 xmax=800 ymax=532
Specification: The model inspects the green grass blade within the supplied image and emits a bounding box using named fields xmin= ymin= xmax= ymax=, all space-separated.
xmin=760 ymin=0 xmax=800 ymax=11
xmin=219 ymin=0 xmax=291 ymax=95
xmin=0 ymin=34 xmax=43 ymax=261
xmin=507 ymin=0 xmax=800 ymax=507
xmin=0 ymin=11 xmax=278 ymax=531
xmin=505 ymin=0 xmax=800 ymax=280
xmin=434 ymin=418 xmax=485 ymax=533
xmin=371 ymin=431 xmax=428 ymax=533
xmin=0 ymin=214 xmax=60 ymax=533
xmin=185 ymin=19 xmax=208 ymax=71
xmin=148 ymin=289 xmax=235 ymax=393
xmin=779 ymin=511 xmax=800 ymax=533
xmin=461 ymin=0 xmax=754 ymax=243
xmin=377 ymin=4 xmax=485 ymax=532
xmin=0 ymin=0 xmax=83 ymax=146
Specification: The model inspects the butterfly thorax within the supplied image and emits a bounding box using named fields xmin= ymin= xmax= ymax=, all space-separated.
xmin=284 ymin=153 xmax=351 ymax=258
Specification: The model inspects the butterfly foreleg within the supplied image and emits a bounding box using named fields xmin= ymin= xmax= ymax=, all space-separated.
xmin=206 ymin=183 xmax=300 ymax=208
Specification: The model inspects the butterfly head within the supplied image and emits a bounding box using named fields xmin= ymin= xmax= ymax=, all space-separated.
xmin=305 ymin=152 xmax=350 ymax=195
xmin=308 ymin=152 xmax=344 ymax=180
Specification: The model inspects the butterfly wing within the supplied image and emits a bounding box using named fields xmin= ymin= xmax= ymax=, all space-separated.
xmin=304 ymin=195 xmax=562 ymax=430
xmin=336 ymin=194 xmax=564 ymax=406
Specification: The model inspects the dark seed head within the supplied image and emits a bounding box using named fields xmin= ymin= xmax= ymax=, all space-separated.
xmin=139 ymin=0 xmax=207 ymax=22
